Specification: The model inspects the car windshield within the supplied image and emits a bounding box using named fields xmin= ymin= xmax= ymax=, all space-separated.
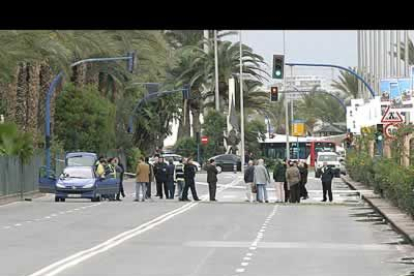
xmin=61 ymin=167 xmax=93 ymax=179
xmin=67 ymin=156 xmax=95 ymax=167
xmin=318 ymin=155 xmax=338 ymax=162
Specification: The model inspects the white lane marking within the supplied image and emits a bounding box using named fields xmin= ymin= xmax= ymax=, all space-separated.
xmin=249 ymin=247 xmax=257 ymax=250
xmin=235 ymin=268 xmax=245 ymax=273
xmin=44 ymin=217 xmax=51 ymax=219
xmin=3 ymin=226 xmax=11 ymax=229
xmin=246 ymin=253 xmax=253 ymax=257
xmin=241 ymin=262 xmax=249 ymax=266
xmin=14 ymin=223 xmax=22 ymax=227
xmin=0 ymin=202 xmax=20 ymax=208
xmin=27 ymin=176 xmax=241 ymax=276
xmin=243 ymin=257 xmax=251 ymax=261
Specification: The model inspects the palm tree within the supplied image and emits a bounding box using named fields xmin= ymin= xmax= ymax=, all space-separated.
xmin=331 ymin=67 xmax=361 ymax=102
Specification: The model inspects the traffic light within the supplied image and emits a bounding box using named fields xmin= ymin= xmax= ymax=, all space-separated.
xmin=270 ymin=86 xmax=278 ymax=101
xmin=272 ymin=54 xmax=285 ymax=79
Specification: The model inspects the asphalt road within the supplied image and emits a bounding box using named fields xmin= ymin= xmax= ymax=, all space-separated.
xmin=1 ymin=171 xmax=414 ymax=276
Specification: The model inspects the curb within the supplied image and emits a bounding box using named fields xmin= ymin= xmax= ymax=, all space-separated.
xmin=0 ymin=191 xmax=45 ymax=206
xmin=341 ymin=175 xmax=414 ymax=244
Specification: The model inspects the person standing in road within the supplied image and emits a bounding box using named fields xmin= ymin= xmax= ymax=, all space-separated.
xmin=115 ymin=157 xmax=126 ymax=201
xmin=154 ymin=157 xmax=168 ymax=199
xmin=174 ymin=158 xmax=186 ymax=200
xmin=244 ymin=160 xmax=255 ymax=202
xmin=299 ymin=161 xmax=309 ymax=200
xmin=286 ymin=161 xmax=301 ymax=203
xmin=320 ymin=161 xmax=335 ymax=202
xmin=181 ymin=158 xmax=200 ymax=202
xmin=283 ymin=159 xmax=290 ymax=202
xmin=273 ymin=159 xmax=286 ymax=203
xmin=166 ymin=160 xmax=175 ymax=199
xmin=95 ymin=157 xmax=106 ymax=179
xmin=207 ymin=159 xmax=219 ymax=201
xmin=145 ymin=157 xmax=154 ymax=200
xmin=135 ymin=157 xmax=149 ymax=202
xmin=253 ymin=159 xmax=270 ymax=203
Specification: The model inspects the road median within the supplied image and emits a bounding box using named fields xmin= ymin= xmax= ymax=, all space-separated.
xmin=341 ymin=175 xmax=414 ymax=244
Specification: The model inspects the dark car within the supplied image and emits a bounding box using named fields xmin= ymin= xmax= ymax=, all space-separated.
xmin=209 ymin=154 xmax=241 ymax=172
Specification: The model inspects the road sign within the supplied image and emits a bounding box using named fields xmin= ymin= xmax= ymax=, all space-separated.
xmin=201 ymin=136 xmax=208 ymax=145
xmin=381 ymin=106 xmax=404 ymax=123
xmin=384 ymin=123 xmax=399 ymax=139
xmin=292 ymin=122 xmax=305 ymax=137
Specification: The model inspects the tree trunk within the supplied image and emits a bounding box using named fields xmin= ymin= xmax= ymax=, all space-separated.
xmin=15 ymin=63 xmax=28 ymax=131
xmin=38 ymin=63 xmax=53 ymax=138
xmin=401 ymin=133 xmax=412 ymax=167
xmin=2 ymin=66 xmax=18 ymax=122
xmin=26 ymin=62 xmax=41 ymax=136
xmin=85 ymin=63 xmax=99 ymax=90
xmin=191 ymin=105 xmax=201 ymax=136
xmin=72 ymin=63 xmax=87 ymax=89
xmin=177 ymin=99 xmax=191 ymax=140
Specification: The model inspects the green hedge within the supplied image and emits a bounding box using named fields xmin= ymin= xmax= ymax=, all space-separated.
xmin=346 ymin=152 xmax=414 ymax=217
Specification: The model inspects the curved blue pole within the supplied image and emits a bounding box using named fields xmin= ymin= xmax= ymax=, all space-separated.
xmin=44 ymin=55 xmax=134 ymax=177
xmin=285 ymin=63 xmax=376 ymax=98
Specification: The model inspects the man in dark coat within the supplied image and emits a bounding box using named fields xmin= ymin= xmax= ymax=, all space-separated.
xmin=320 ymin=161 xmax=335 ymax=202
xmin=299 ymin=161 xmax=309 ymax=200
xmin=115 ymin=157 xmax=125 ymax=201
xmin=273 ymin=159 xmax=287 ymax=203
xmin=207 ymin=159 xmax=219 ymax=201
xmin=153 ymin=157 xmax=168 ymax=199
xmin=181 ymin=158 xmax=200 ymax=201
xmin=166 ymin=160 xmax=175 ymax=199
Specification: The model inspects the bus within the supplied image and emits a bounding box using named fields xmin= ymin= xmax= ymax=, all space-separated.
xmin=260 ymin=135 xmax=338 ymax=167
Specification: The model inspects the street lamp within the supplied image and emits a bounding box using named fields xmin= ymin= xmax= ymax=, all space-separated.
xmin=45 ymin=53 xmax=135 ymax=177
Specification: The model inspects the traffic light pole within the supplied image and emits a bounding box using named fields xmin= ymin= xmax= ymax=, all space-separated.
xmin=45 ymin=53 xmax=135 ymax=177
xmin=285 ymin=62 xmax=377 ymax=97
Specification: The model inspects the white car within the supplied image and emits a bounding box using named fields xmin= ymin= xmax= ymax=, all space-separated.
xmin=149 ymin=154 xmax=201 ymax=171
xmin=314 ymin=152 xmax=341 ymax=178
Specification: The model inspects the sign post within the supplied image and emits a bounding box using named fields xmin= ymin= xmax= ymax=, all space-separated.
xmin=291 ymin=120 xmax=306 ymax=160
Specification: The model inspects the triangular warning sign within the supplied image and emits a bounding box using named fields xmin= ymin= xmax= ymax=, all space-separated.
xmin=381 ymin=106 xmax=404 ymax=123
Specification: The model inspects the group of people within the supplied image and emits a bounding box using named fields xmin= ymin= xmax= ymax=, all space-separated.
xmin=134 ymin=156 xmax=200 ymax=202
xmin=243 ymin=159 xmax=335 ymax=203
xmin=94 ymin=156 xmax=125 ymax=201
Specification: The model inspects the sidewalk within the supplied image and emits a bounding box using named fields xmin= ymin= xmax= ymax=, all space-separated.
xmin=341 ymin=175 xmax=414 ymax=244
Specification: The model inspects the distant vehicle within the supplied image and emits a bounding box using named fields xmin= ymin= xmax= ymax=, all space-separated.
xmin=39 ymin=152 xmax=119 ymax=202
xmin=260 ymin=136 xmax=337 ymax=167
xmin=209 ymin=154 xmax=241 ymax=173
xmin=314 ymin=152 xmax=341 ymax=178
xmin=149 ymin=154 xmax=201 ymax=171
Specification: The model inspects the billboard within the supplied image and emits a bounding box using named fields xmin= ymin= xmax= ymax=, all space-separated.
xmin=380 ymin=78 xmax=413 ymax=109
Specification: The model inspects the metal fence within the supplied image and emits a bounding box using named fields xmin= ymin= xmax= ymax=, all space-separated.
xmin=0 ymin=154 xmax=44 ymax=198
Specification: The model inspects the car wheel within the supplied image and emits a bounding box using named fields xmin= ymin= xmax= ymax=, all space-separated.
xmin=216 ymin=165 xmax=222 ymax=173
xmin=61 ymin=198 xmax=65 ymax=202
xmin=55 ymin=196 xmax=60 ymax=202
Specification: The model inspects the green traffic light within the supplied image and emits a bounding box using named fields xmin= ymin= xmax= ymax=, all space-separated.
xmin=275 ymin=71 xmax=281 ymax=76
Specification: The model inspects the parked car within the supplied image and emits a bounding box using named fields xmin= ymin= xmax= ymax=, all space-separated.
xmin=149 ymin=154 xmax=201 ymax=171
xmin=39 ymin=152 xmax=119 ymax=202
xmin=314 ymin=152 xmax=341 ymax=178
xmin=54 ymin=166 xmax=119 ymax=202
xmin=209 ymin=154 xmax=241 ymax=172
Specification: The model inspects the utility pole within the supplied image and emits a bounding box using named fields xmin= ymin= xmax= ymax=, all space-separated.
xmin=283 ymin=30 xmax=290 ymax=160
xmin=214 ymin=30 xmax=220 ymax=111
xmin=239 ymin=30 xmax=245 ymax=174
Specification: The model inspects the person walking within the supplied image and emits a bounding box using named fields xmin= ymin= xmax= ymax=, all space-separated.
xmin=244 ymin=160 xmax=255 ymax=202
xmin=174 ymin=159 xmax=185 ymax=200
xmin=135 ymin=157 xmax=149 ymax=202
xmin=253 ymin=159 xmax=270 ymax=203
xmin=154 ymin=157 xmax=168 ymax=199
xmin=283 ymin=159 xmax=290 ymax=202
xmin=181 ymin=158 xmax=200 ymax=202
xmin=286 ymin=161 xmax=301 ymax=203
xmin=111 ymin=157 xmax=125 ymax=201
xmin=320 ymin=161 xmax=334 ymax=202
xmin=273 ymin=159 xmax=286 ymax=203
xmin=166 ymin=160 xmax=175 ymax=199
xmin=299 ymin=161 xmax=309 ymax=200
xmin=145 ymin=157 xmax=154 ymax=200
xmin=207 ymin=159 xmax=219 ymax=201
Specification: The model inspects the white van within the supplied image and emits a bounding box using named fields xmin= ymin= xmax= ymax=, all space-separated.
xmin=315 ymin=152 xmax=341 ymax=178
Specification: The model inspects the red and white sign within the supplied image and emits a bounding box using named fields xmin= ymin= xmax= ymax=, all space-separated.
xmin=201 ymin=136 xmax=209 ymax=145
xmin=381 ymin=106 xmax=404 ymax=123
xmin=384 ymin=123 xmax=400 ymax=138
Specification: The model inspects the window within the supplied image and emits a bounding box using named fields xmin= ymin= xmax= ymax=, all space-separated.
xmin=61 ymin=167 xmax=93 ymax=179
xmin=317 ymin=155 xmax=338 ymax=162
xmin=67 ymin=156 xmax=95 ymax=167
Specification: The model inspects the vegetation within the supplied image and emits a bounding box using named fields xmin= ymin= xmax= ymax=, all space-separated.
xmin=0 ymin=122 xmax=33 ymax=163
xmin=201 ymin=110 xmax=227 ymax=159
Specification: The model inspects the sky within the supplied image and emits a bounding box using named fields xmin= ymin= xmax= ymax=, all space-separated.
xmin=226 ymin=30 xmax=358 ymax=84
